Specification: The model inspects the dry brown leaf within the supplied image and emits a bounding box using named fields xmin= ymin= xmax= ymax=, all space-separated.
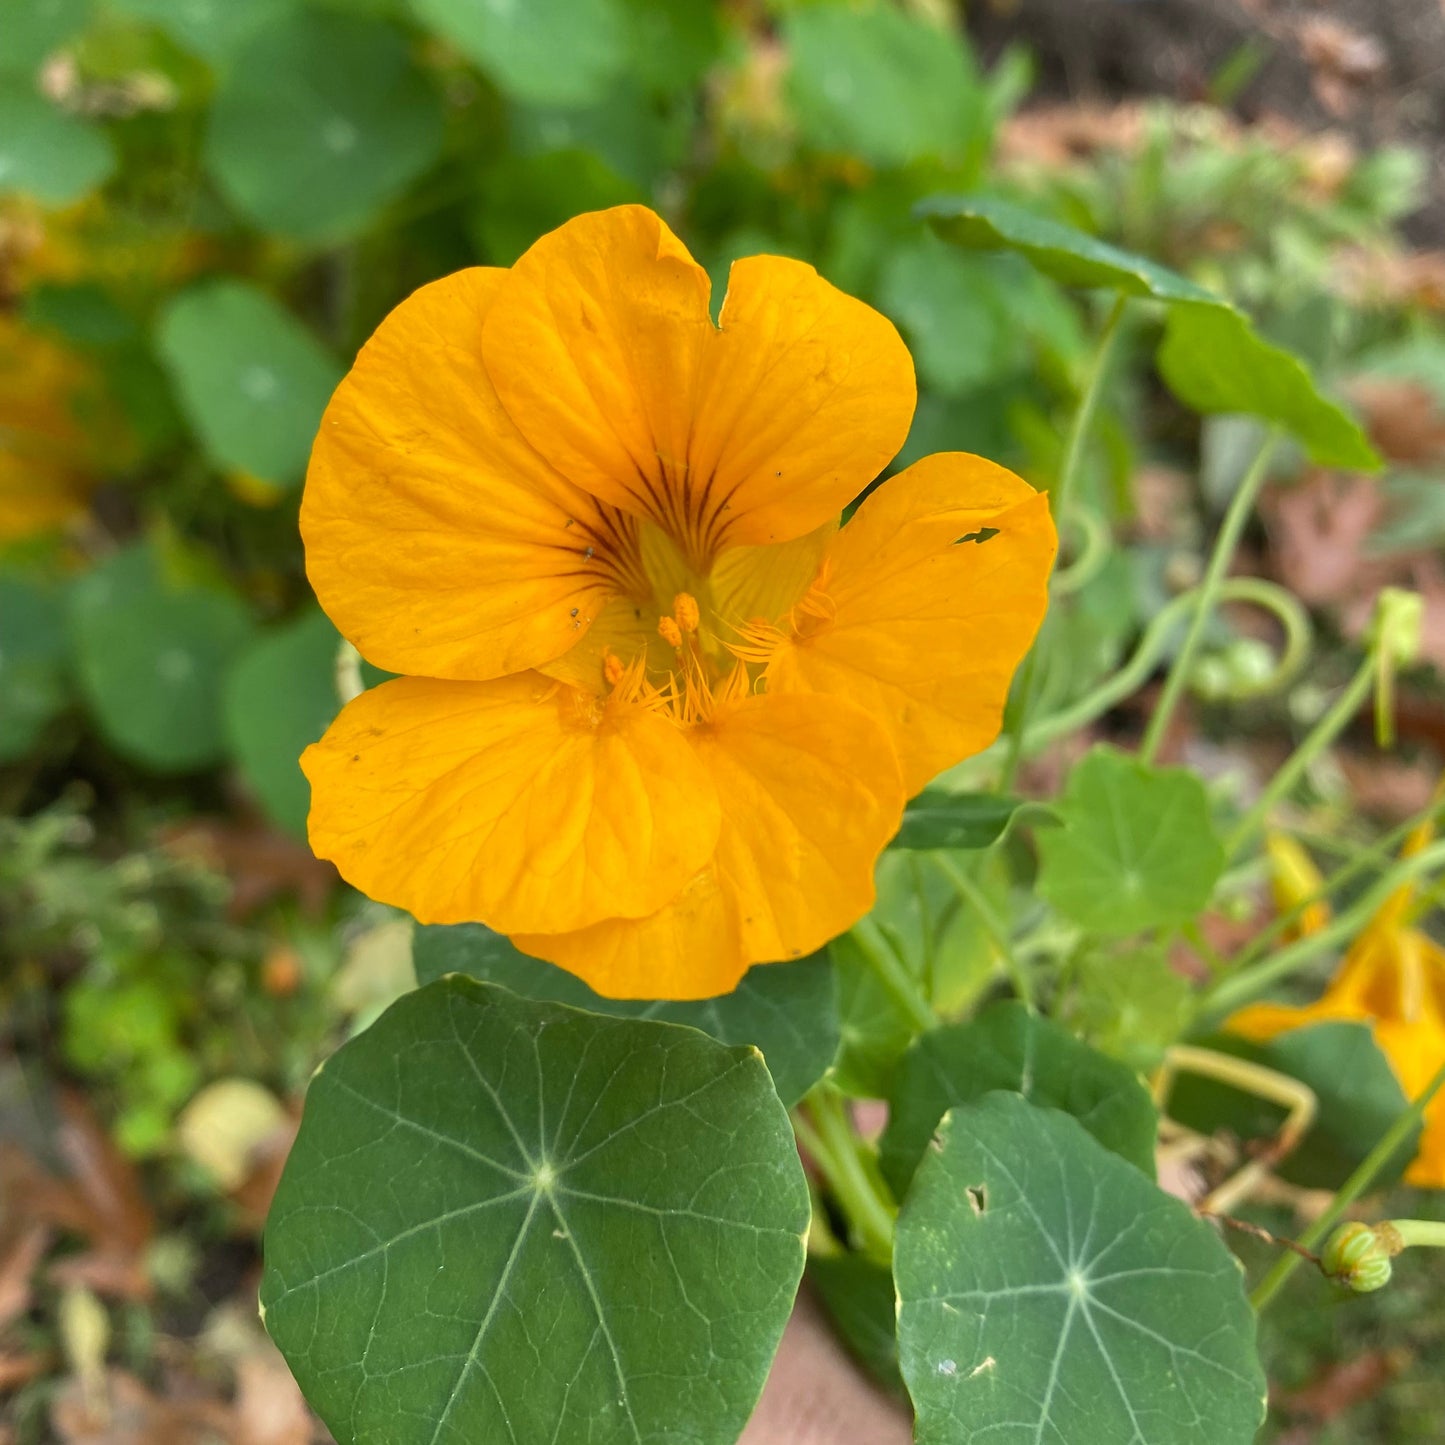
xmin=1349 ymin=378 xmax=1445 ymax=465
xmin=50 ymin=1369 xmax=235 ymax=1445
xmin=1261 ymin=472 xmax=1385 ymax=607
xmin=1277 ymin=1350 xmax=1407 ymax=1422
xmin=0 ymin=1350 xmax=53 ymax=1392
xmin=158 ymin=819 xmax=336 ymax=920
xmin=998 ymin=103 xmax=1145 ymax=169
xmin=231 ymin=1353 xmax=314 ymax=1445
xmin=0 ymin=1223 xmax=50 ymax=1332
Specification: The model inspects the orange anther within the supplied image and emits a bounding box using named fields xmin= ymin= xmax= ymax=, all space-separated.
xmin=658 ymin=615 xmax=683 ymax=649
xmin=673 ymin=592 xmax=700 ymax=634
xmin=603 ymin=651 xmax=625 ymax=685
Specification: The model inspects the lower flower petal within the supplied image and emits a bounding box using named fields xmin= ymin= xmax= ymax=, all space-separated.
xmin=514 ymin=692 xmax=903 ymax=999
xmin=764 ymin=451 xmax=1056 ymax=794
xmin=302 ymin=673 xmax=721 ymax=934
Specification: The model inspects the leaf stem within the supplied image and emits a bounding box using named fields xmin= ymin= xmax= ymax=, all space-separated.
xmin=1391 ymin=1219 xmax=1445 ymax=1251
xmin=998 ymin=290 xmax=1129 ymax=791
xmin=1223 ymin=653 xmax=1376 ymax=858
xmin=795 ymin=1086 xmax=896 ymax=1265
xmin=849 ymin=927 xmax=937 ymax=1034
xmin=1199 ymin=840 xmax=1445 ymax=1020
xmin=1250 ymin=1056 xmax=1445 ymax=1313
xmin=1138 ymin=428 xmax=1278 ymax=764
xmin=933 ymin=855 xmax=1032 ymax=1007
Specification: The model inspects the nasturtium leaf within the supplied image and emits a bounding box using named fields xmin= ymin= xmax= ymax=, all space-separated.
xmin=473 ymin=148 xmax=641 ymax=266
xmin=878 ymin=240 xmax=1029 ymax=397
xmin=1169 ymin=1023 xmax=1419 ymax=1191
xmin=155 ymin=280 xmax=342 ymax=488
xmin=808 ymin=1254 xmax=903 ymax=1394
xmin=0 ymin=574 xmax=70 ymax=762
xmin=111 ymin=0 xmax=295 ymax=61
xmin=223 ymin=609 xmax=342 ymax=839
xmin=0 ymin=0 xmax=89 ymax=75
xmin=262 ymin=977 xmax=809 ymax=1445
xmin=1068 ymin=945 xmax=1194 ymax=1074
xmin=880 ymin=1001 xmax=1157 ymax=1199
xmin=1158 ymin=303 xmax=1380 ymax=470
xmin=413 ymin=923 xmax=839 ymax=1108
xmin=894 ymin=1094 xmax=1267 ymax=1445
xmin=1037 ymin=746 xmax=1225 ymax=935
xmin=892 ymin=789 xmax=1021 ymax=852
xmin=410 ymin=0 xmax=624 ymax=106
xmin=69 ymin=543 xmax=256 ymax=772
xmin=207 ymin=11 xmax=444 ymax=242
xmin=918 ymin=193 xmax=1222 ymax=306
xmin=783 ymin=4 xmax=985 ymax=169
xmin=833 ymin=854 xmax=1000 ymax=1097
xmin=621 ymin=0 xmax=723 ymax=96
xmin=0 ymin=88 xmax=114 ymax=205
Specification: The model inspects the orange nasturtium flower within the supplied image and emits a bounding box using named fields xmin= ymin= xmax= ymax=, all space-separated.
xmin=300 ymin=206 xmax=1055 ymax=999
xmin=1229 ymin=812 xmax=1445 ymax=1187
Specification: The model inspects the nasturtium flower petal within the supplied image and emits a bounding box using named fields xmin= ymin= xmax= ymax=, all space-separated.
xmin=299 ymin=206 xmax=1055 ymax=1001
xmin=514 ymin=693 xmax=903 ymax=999
xmin=481 ymin=205 xmax=915 ymax=564
xmin=301 ymin=673 xmax=722 ymax=934
xmin=763 ymin=451 xmax=1055 ymax=793
xmin=302 ymin=267 xmax=617 ymax=682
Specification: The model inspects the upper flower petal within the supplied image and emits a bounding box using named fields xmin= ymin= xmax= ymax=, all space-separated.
xmin=763 ymin=451 xmax=1056 ymax=794
xmin=481 ymin=205 xmax=915 ymax=566
xmin=302 ymin=267 xmax=619 ymax=681
xmin=513 ymin=691 xmax=903 ymax=999
xmin=301 ymin=673 xmax=721 ymax=934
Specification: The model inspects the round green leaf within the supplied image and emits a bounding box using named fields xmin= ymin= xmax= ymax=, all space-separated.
xmin=413 ymin=923 xmax=839 ymax=1108
xmin=0 ymin=574 xmax=71 ymax=762
xmin=1037 ymin=745 xmax=1225 ymax=935
xmin=895 ymin=1093 xmax=1267 ymax=1445
xmin=784 ymin=4 xmax=985 ymax=169
xmin=69 ymin=543 xmax=256 ymax=772
xmin=112 ymin=0 xmax=297 ymax=62
xmin=880 ymin=1001 xmax=1158 ymax=1199
xmin=0 ymin=88 xmax=114 ymax=205
xmin=262 ymin=977 xmax=809 ymax=1445
xmin=223 ymin=608 xmax=342 ymax=839
xmin=918 ymin=193 xmax=1222 ymax=306
xmin=207 ymin=11 xmax=444 ymax=241
xmin=1169 ymin=1022 xmax=1419 ymax=1191
xmin=0 ymin=0 xmax=90 ymax=75
xmin=410 ymin=0 xmax=624 ymax=106
xmin=155 ymin=279 xmax=342 ymax=488
xmin=1158 ymin=302 xmax=1380 ymax=471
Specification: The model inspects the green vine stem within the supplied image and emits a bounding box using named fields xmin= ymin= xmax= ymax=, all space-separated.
xmin=794 ymin=1086 xmax=896 ymax=1265
xmin=1250 ymin=1057 xmax=1445 ymax=1312
xmin=1199 ymin=839 xmax=1445 ymax=1020
xmin=1022 ymin=576 xmax=1310 ymax=755
xmin=998 ymin=290 xmax=1130 ymax=791
xmin=1223 ymin=653 xmax=1376 ymax=858
xmin=848 ymin=926 xmax=937 ymax=1033
xmin=933 ymin=854 xmax=1033 ymax=1007
xmin=1228 ymin=798 xmax=1445 ymax=975
xmin=1139 ymin=428 xmax=1279 ymax=764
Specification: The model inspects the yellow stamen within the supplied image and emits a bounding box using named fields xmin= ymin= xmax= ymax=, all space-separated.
xmin=603 ymin=651 xmax=625 ymax=686
xmin=673 ymin=592 xmax=700 ymax=634
xmin=658 ymin=615 xmax=683 ymax=649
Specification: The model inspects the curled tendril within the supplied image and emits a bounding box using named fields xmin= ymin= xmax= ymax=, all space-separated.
xmin=1024 ymin=575 xmax=1312 ymax=754
xmin=1050 ymin=507 xmax=1112 ymax=598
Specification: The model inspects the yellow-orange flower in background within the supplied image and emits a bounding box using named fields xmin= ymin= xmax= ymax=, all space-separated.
xmin=301 ymin=206 xmax=1055 ymax=999
xmin=1229 ymin=810 xmax=1445 ymax=1187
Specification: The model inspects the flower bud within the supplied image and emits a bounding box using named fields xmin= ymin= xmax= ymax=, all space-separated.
xmin=1321 ymin=1221 xmax=1400 ymax=1293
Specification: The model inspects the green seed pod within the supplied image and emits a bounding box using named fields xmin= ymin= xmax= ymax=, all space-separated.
xmin=1321 ymin=1222 xmax=1396 ymax=1294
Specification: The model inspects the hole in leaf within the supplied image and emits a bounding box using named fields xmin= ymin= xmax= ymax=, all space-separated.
xmin=954 ymin=527 xmax=999 ymax=546
xmin=966 ymin=1183 xmax=987 ymax=1216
